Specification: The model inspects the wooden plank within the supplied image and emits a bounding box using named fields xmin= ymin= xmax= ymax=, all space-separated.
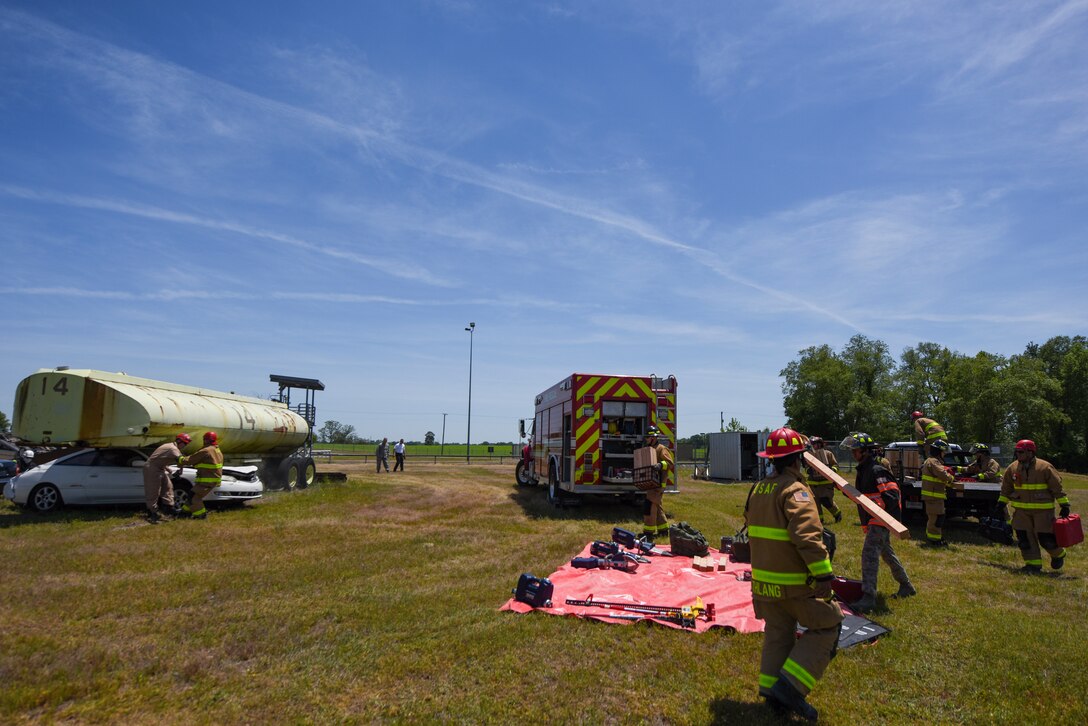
xmin=803 ymin=451 xmax=910 ymax=540
xmin=633 ymin=446 xmax=657 ymax=469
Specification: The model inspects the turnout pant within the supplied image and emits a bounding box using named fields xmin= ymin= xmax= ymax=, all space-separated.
xmin=642 ymin=486 xmax=668 ymax=537
xmin=860 ymin=526 xmax=910 ymax=596
xmin=923 ymin=494 xmax=946 ymax=542
xmin=190 ymin=483 xmax=217 ymax=513
xmin=142 ymin=467 xmax=175 ymax=511
xmin=809 ymin=481 xmax=840 ymax=519
xmin=754 ymin=596 xmax=843 ymax=698
xmin=1012 ymin=508 xmax=1065 ymax=567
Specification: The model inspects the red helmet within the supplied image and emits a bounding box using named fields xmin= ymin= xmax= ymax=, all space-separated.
xmin=175 ymin=433 xmax=192 ymax=445
xmin=911 ymin=411 xmax=924 ymax=419
xmin=757 ymin=427 xmax=807 ymax=459
xmin=1015 ymin=439 xmax=1036 ymax=453
xmin=203 ymin=431 xmax=219 ymax=445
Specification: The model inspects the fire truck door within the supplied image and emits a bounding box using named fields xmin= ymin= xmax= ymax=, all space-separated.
xmin=562 ymin=413 xmax=572 ymax=482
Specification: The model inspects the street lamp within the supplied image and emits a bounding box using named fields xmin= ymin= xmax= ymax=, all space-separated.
xmin=465 ymin=322 xmax=475 ymax=463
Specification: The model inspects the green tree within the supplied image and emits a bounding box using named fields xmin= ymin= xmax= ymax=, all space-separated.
xmin=317 ymin=420 xmax=357 ymax=444
xmin=992 ymin=355 xmax=1067 ymax=454
xmin=895 ymin=342 xmax=956 ymax=430
xmin=0 ymin=409 xmax=9 ymax=433
xmin=425 ymin=431 xmax=436 ymax=445
xmin=723 ymin=417 xmax=747 ymax=432
xmin=781 ymin=344 xmax=852 ymax=439
xmin=841 ymin=334 xmax=898 ymax=442
xmin=942 ymin=351 xmax=1007 ymax=447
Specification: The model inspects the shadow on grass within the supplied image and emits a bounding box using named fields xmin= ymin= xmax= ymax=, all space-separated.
xmin=708 ymin=696 xmax=793 ymax=725
xmin=0 ymin=501 xmax=257 ymax=530
xmin=978 ymin=559 xmax=1080 ymax=580
xmin=507 ymin=484 xmax=646 ymax=521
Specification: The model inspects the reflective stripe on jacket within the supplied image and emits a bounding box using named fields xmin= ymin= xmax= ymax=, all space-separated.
xmin=999 ymin=456 xmax=1067 ymax=510
xmin=186 ymin=445 xmax=223 ymax=487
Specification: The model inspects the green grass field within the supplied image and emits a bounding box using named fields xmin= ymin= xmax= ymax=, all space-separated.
xmin=2 ymin=464 xmax=1086 ymax=724
xmin=319 ymin=442 xmax=517 ymax=458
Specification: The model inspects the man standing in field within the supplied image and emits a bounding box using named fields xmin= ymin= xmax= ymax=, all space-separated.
xmin=393 ymin=438 xmax=406 ymax=471
xmin=746 ymin=426 xmax=841 ymax=722
xmin=839 ymin=432 xmax=915 ymax=613
xmin=641 ymin=426 xmax=672 ymax=541
xmin=376 ymin=437 xmax=390 ymax=473
xmin=143 ymin=432 xmax=190 ymax=523
xmin=804 ymin=436 xmax=842 ymax=524
xmin=179 ymin=431 xmax=223 ymax=520
xmin=920 ymin=439 xmax=958 ymax=547
xmin=997 ymin=439 xmax=1073 ymax=573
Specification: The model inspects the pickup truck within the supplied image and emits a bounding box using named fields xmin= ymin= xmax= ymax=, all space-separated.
xmin=882 ymin=441 xmax=1001 ymax=522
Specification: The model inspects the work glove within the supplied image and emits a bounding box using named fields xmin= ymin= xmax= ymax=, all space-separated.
xmin=813 ymin=575 xmax=834 ymax=601
xmin=1060 ymin=504 xmax=1071 ymax=519
xmin=976 ymin=473 xmax=986 ymax=481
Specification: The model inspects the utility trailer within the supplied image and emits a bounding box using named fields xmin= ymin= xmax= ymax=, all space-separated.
xmin=12 ymin=368 xmax=324 ymax=491
xmin=518 ymin=373 xmax=678 ymax=506
xmin=883 ymin=441 xmax=1001 ymax=521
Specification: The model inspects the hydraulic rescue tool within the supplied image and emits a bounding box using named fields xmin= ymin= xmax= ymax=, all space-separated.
xmin=564 ymin=594 xmax=715 ymax=629
xmin=570 ymin=555 xmax=640 ymax=573
xmin=612 ymin=527 xmax=675 ymax=557
xmin=591 ymin=539 xmax=649 ymax=563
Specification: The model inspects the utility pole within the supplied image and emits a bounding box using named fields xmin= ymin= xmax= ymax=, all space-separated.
xmin=465 ymin=322 xmax=475 ymax=464
xmin=441 ymin=413 xmax=447 ymax=455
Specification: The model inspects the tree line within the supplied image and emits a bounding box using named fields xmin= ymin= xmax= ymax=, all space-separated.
xmin=780 ymin=334 xmax=1088 ymax=471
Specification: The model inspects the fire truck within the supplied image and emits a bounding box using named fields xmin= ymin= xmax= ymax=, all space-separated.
xmin=517 ymin=373 xmax=678 ymax=506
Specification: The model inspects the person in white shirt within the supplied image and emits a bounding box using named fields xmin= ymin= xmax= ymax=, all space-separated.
xmin=393 ymin=439 xmax=406 ymax=471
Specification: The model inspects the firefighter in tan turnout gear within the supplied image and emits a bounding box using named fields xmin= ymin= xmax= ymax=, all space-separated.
xmin=179 ymin=431 xmax=223 ymax=520
xmin=143 ymin=432 xmax=190 ymax=523
xmin=804 ymin=436 xmax=842 ymax=524
xmin=957 ymin=443 xmax=1001 ymax=482
xmin=641 ymin=426 xmax=672 ymax=540
xmin=920 ymin=439 xmax=959 ymax=546
xmin=997 ymin=439 xmax=1073 ymax=573
xmin=746 ymin=427 xmax=842 ymax=722
xmin=911 ymin=410 xmax=947 ymax=447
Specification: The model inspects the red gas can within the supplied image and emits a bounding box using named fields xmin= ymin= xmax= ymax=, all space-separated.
xmin=1054 ymin=513 xmax=1083 ymax=548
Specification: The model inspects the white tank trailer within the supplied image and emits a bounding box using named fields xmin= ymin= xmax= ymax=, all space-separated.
xmin=12 ymin=368 xmax=319 ymax=490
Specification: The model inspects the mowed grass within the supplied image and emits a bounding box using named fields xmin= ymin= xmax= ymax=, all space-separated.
xmin=1 ymin=465 xmax=1087 ymax=724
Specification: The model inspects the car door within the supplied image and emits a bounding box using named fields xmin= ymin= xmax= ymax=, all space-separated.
xmin=86 ymin=449 xmax=146 ymax=503
xmin=47 ymin=450 xmax=99 ymax=504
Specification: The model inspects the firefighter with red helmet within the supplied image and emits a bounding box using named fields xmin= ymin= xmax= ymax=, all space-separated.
xmin=957 ymin=443 xmax=1001 ymax=482
xmin=178 ymin=431 xmax=223 ymax=520
xmin=746 ymin=427 xmax=841 ymax=722
xmin=143 ymin=432 xmax=191 ymax=523
xmin=804 ymin=436 xmax=842 ymax=524
xmin=641 ymin=426 xmax=672 ymax=540
xmin=839 ymin=433 xmax=916 ymax=613
xmin=911 ymin=410 xmax=947 ymax=447
xmin=920 ymin=438 xmax=959 ymax=546
xmin=998 ymin=439 xmax=1072 ymax=573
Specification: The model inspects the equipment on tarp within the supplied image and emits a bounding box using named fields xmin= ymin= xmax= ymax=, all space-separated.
xmin=730 ymin=526 xmax=751 ymax=563
xmin=800 ymin=613 xmax=889 ymax=649
xmin=592 ymin=538 xmax=650 ymax=563
xmin=565 ymin=594 xmax=715 ymax=629
xmin=978 ymin=516 xmax=1015 ymax=545
xmin=513 ymin=573 xmax=554 ymax=608
xmin=669 ymin=521 xmax=710 ymax=557
xmin=612 ymin=526 xmax=674 ymax=557
xmin=829 ymin=577 xmax=863 ymax=604
xmin=571 ymin=555 xmax=640 ymax=573
xmin=1055 ymin=513 xmax=1083 ymax=548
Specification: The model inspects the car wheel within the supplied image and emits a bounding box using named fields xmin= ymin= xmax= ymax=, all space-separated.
xmin=29 ymin=483 xmax=63 ymax=513
xmin=173 ymin=481 xmax=193 ymax=511
xmin=547 ymin=464 xmax=564 ymax=508
xmin=299 ymin=457 xmax=316 ymax=489
xmin=278 ymin=458 xmax=300 ymax=491
xmin=515 ymin=460 xmax=533 ymax=487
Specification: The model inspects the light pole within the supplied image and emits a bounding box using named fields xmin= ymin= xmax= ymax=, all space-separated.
xmin=465 ymin=322 xmax=475 ymax=463
xmin=441 ymin=413 xmax=447 ymax=456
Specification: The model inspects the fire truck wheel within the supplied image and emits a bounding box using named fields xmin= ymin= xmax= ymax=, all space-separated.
xmin=548 ymin=464 xmax=564 ymax=508
xmin=515 ymin=460 xmax=533 ymax=487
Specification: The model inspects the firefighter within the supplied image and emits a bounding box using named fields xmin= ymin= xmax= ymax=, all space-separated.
xmin=997 ymin=439 xmax=1073 ymax=573
xmin=178 ymin=431 xmax=223 ymax=520
xmin=957 ymin=443 xmax=1001 ymax=482
xmin=804 ymin=436 xmax=842 ymax=524
xmin=911 ymin=410 xmax=947 ymax=447
xmin=641 ymin=426 xmax=672 ymax=540
xmin=747 ymin=427 xmax=841 ymax=722
xmin=143 ymin=432 xmax=190 ymax=523
xmin=920 ymin=438 xmax=959 ymax=546
xmin=839 ymin=433 xmax=915 ymax=613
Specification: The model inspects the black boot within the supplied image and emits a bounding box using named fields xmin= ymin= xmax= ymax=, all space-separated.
xmin=768 ymin=677 xmax=818 ymax=722
xmin=850 ymin=593 xmax=877 ymax=614
xmin=891 ymin=582 xmax=917 ymax=599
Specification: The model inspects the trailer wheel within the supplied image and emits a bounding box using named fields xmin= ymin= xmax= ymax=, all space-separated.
xmin=515 ymin=460 xmax=533 ymax=487
xmin=278 ymin=458 xmax=301 ymax=491
xmin=547 ymin=463 xmax=564 ymax=508
xmin=300 ymin=457 xmax=316 ymax=489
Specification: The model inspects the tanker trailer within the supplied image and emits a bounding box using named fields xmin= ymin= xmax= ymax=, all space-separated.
xmin=12 ymin=368 xmax=316 ymax=490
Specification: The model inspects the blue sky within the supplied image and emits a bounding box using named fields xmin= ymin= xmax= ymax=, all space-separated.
xmin=2 ymin=1 xmax=1087 ymax=444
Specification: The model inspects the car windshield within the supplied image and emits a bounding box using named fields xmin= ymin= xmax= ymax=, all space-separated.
xmin=57 ymin=451 xmax=97 ymax=467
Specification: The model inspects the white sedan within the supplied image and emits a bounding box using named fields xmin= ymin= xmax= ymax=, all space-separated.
xmin=3 ymin=448 xmax=263 ymax=514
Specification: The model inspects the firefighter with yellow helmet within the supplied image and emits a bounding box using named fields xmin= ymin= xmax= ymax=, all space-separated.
xmin=997 ymin=439 xmax=1072 ymax=573
xmin=920 ymin=438 xmax=958 ymax=546
xmin=956 ymin=443 xmax=1001 ymax=482
xmin=641 ymin=426 xmax=672 ymax=540
xmin=746 ymin=427 xmax=841 ymax=722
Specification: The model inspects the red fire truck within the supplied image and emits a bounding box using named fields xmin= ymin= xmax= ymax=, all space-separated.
xmin=517 ymin=373 xmax=678 ymax=506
